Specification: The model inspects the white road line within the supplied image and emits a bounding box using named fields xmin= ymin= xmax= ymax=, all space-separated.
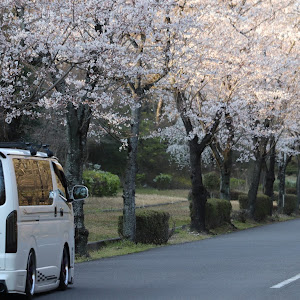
xmin=271 ymin=274 xmax=300 ymax=289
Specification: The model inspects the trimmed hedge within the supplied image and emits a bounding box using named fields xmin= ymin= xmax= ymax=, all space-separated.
xmin=231 ymin=190 xmax=246 ymax=201
xmin=254 ymin=194 xmax=271 ymax=221
xmin=203 ymin=172 xmax=220 ymax=191
xmin=153 ymin=173 xmax=172 ymax=190
xmin=205 ymin=198 xmax=232 ymax=229
xmin=286 ymin=188 xmax=297 ymax=195
xmin=283 ymin=194 xmax=297 ymax=215
xmin=83 ymin=170 xmax=120 ymax=197
xmin=230 ymin=178 xmax=246 ymax=190
xmin=118 ymin=210 xmax=170 ymax=245
xmin=238 ymin=194 xmax=271 ymax=221
xmin=238 ymin=194 xmax=248 ymax=210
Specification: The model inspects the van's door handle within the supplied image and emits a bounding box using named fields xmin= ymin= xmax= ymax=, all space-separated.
xmin=54 ymin=206 xmax=57 ymax=217
xmin=60 ymin=208 xmax=64 ymax=217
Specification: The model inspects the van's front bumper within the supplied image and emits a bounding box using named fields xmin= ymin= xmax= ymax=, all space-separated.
xmin=0 ymin=270 xmax=26 ymax=294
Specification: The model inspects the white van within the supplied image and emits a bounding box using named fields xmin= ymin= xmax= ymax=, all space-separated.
xmin=0 ymin=144 xmax=88 ymax=298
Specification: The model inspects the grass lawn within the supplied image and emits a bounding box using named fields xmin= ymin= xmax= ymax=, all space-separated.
xmin=84 ymin=189 xmax=190 ymax=241
xmin=84 ymin=189 xmax=241 ymax=242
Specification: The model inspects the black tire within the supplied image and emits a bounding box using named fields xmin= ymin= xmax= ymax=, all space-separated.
xmin=58 ymin=247 xmax=69 ymax=291
xmin=25 ymin=250 xmax=36 ymax=300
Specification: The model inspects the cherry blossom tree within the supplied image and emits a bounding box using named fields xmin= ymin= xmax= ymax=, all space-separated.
xmin=1 ymin=0 xmax=299 ymax=240
xmin=1 ymin=0 xmax=189 ymax=245
xmin=158 ymin=0 xmax=299 ymax=227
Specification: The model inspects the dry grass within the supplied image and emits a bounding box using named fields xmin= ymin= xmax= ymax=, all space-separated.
xmin=231 ymin=200 xmax=240 ymax=211
xmin=84 ymin=190 xmax=190 ymax=242
xmin=84 ymin=190 xmax=241 ymax=242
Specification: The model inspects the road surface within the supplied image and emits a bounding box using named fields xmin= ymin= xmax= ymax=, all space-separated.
xmin=6 ymin=219 xmax=300 ymax=299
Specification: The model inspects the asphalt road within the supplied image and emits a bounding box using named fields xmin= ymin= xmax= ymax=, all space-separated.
xmin=7 ymin=219 xmax=300 ymax=300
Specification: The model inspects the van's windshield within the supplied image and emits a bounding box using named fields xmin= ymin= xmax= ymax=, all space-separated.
xmin=0 ymin=160 xmax=5 ymax=205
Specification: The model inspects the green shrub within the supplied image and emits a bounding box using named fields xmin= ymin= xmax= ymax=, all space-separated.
xmin=230 ymin=178 xmax=246 ymax=191
xmin=274 ymin=180 xmax=296 ymax=192
xmin=254 ymin=194 xmax=271 ymax=221
xmin=286 ymin=187 xmax=297 ymax=195
xmin=153 ymin=173 xmax=172 ymax=190
xmin=83 ymin=170 xmax=120 ymax=197
xmin=203 ymin=172 xmax=220 ymax=191
xmin=136 ymin=173 xmax=146 ymax=187
xmin=238 ymin=194 xmax=272 ymax=221
xmin=283 ymin=194 xmax=297 ymax=215
xmin=286 ymin=159 xmax=298 ymax=176
xmin=286 ymin=180 xmax=297 ymax=189
xmin=231 ymin=190 xmax=246 ymax=201
xmin=205 ymin=198 xmax=232 ymax=229
xmin=273 ymin=181 xmax=279 ymax=192
xmin=118 ymin=210 xmax=170 ymax=244
xmin=171 ymin=176 xmax=191 ymax=189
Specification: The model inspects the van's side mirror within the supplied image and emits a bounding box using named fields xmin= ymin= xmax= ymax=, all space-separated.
xmin=72 ymin=185 xmax=89 ymax=200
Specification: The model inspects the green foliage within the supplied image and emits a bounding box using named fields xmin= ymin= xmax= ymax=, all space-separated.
xmin=153 ymin=173 xmax=173 ymax=190
xmin=286 ymin=158 xmax=298 ymax=176
xmin=254 ymin=194 xmax=271 ymax=221
xmin=205 ymin=198 xmax=232 ymax=229
xmin=138 ymin=135 xmax=173 ymax=185
xmin=136 ymin=173 xmax=146 ymax=187
xmin=238 ymin=194 xmax=271 ymax=221
xmin=171 ymin=176 xmax=191 ymax=189
xmin=274 ymin=179 xmax=296 ymax=192
xmin=203 ymin=172 xmax=220 ymax=191
xmin=230 ymin=178 xmax=246 ymax=190
xmin=87 ymin=139 xmax=127 ymax=177
xmin=83 ymin=170 xmax=120 ymax=197
xmin=283 ymin=194 xmax=297 ymax=215
xmin=118 ymin=210 xmax=170 ymax=245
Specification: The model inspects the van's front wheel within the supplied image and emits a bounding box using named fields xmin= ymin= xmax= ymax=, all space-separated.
xmin=58 ymin=247 xmax=69 ymax=290
xmin=25 ymin=250 xmax=36 ymax=299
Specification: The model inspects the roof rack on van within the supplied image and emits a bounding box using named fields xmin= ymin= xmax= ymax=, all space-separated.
xmin=0 ymin=142 xmax=54 ymax=157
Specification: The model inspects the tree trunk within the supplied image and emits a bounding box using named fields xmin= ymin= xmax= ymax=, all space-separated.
xmin=122 ymin=102 xmax=142 ymax=241
xmin=211 ymin=144 xmax=232 ymax=201
xmin=210 ymin=111 xmax=234 ymax=201
xmin=65 ymin=102 xmax=91 ymax=257
xmin=263 ymin=138 xmax=276 ymax=215
xmin=248 ymin=137 xmax=268 ymax=219
xmin=263 ymin=138 xmax=276 ymax=198
xmin=220 ymin=166 xmax=231 ymax=201
xmin=248 ymin=158 xmax=264 ymax=218
xmin=189 ymin=137 xmax=209 ymax=232
xmin=175 ymin=90 xmax=222 ymax=232
xmin=0 ymin=113 xmax=24 ymax=142
xmin=278 ymin=154 xmax=292 ymax=212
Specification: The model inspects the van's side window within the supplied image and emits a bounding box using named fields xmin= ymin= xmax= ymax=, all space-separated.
xmin=52 ymin=162 xmax=69 ymax=199
xmin=14 ymin=159 xmax=53 ymax=206
xmin=0 ymin=160 xmax=5 ymax=205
